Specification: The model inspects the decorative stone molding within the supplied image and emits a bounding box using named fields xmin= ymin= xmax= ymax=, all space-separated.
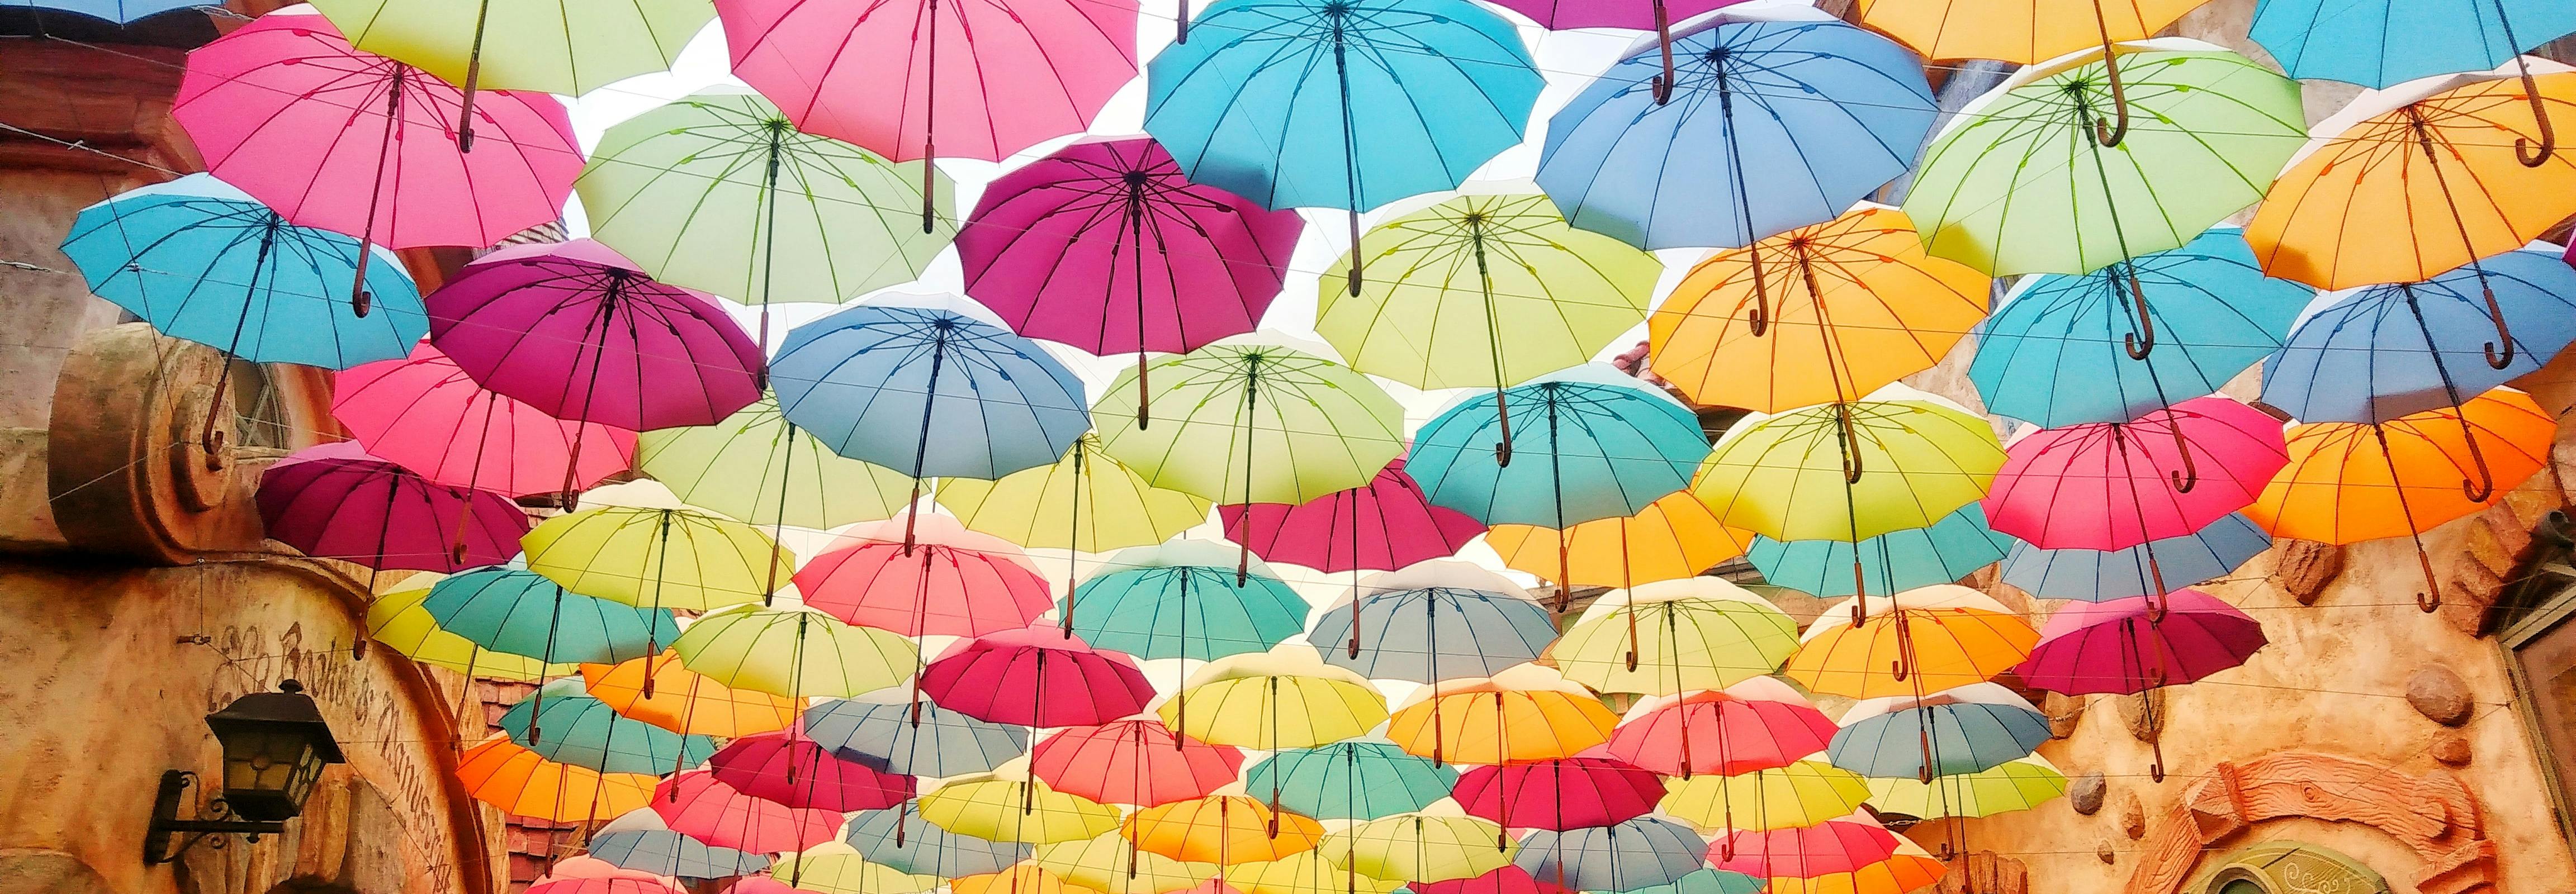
xmin=1937 ymin=850 xmax=2028 ymax=894
xmin=2122 ymin=752 xmax=2491 ymax=894
xmin=2269 ymin=539 xmax=2344 ymax=606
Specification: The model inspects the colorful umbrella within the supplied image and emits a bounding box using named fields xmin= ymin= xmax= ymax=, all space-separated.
xmin=1998 ymin=512 xmax=2271 ymax=603
xmin=308 ymin=0 xmax=708 ymax=144
xmin=1613 ymin=869 xmax=1766 ymax=894
xmin=581 ymin=652 xmax=802 ymax=738
xmin=1747 ymin=503 xmax=2017 ymax=600
xmin=1782 ymin=587 xmax=2038 ymax=698
xmin=949 ymin=865 xmax=1079 ymax=894
xmin=1161 ymin=649 xmax=1392 ymax=753
xmin=2250 ymin=0 xmax=2576 ymax=88
xmin=707 ymin=730 xmax=912 ymax=812
xmin=1031 ymin=719 xmax=1243 ymax=808
xmin=1981 ymin=396 xmax=2290 ymax=565
xmin=1485 ymin=493 xmax=1751 ymax=592
xmin=637 ymin=396 xmax=916 ymax=531
xmin=1554 ymin=578 xmax=1802 ymax=696
xmin=919 ymin=627 xmax=1158 ymax=727
xmin=1827 ymin=683 xmax=2051 ymax=781
xmin=1538 ymin=9 xmax=1935 ymax=252
xmin=1693 ymin=390 xmax=2005 ymax=545
xmin=1862 ymin=755 xmax=2068 ymax=821
xmin=1660 ymin=759 xmax=1872 ymax=833
xmin=1385 ymin=665 xmax=1620 ymax=766
xmin=936 ymin=434 xmax=1215 ymax=559
xmin=424 ymin=567 xmax=678 ymax=665
xmin=802 ymin=689 xmax=1029 ymax=778
xmin=1244 ymin=741 xmax=1459 ymax=822
xmin=654 ymin=770 xmax=846 ymax=853
xmin=918 ymin=774 xmax=1123 ymax=845
xmin=458 ymin=735 xmax=657 ymax=822
xmin=499 ymin=679 xmax=716 ymax=773
xmin=1514 ymin=816 xmax=1705 ymax=893
xmin=27 ymin=0 xmax=209 ymax=23
xmin=1604 ymin=679 xmax=1842 ymax=778
xmin=1066 ymin=539 xmax=1310 ymax=661
xmin=1035 ymin=833 xmax=1221 ymax=894
xmin=794 ymin=513 xmax=1054 ymax=638
xmin=2247 ymin=388 xmax=2555 ymax=610
xmin=589 ymin=824 xmax=771 ymax=880
xmin=335 ymin=344 xmax=636 ymax=497
xmin=2262 ymin=250 xmax=2576 ymax=424
xmin=1453 ymin=754 xmax=1666 ymax=831
xmin=1650 ymin=205 xmax=1988 ymax=413
xmin=1408 ymin=866 xmax=1565 ymax=894
xmin=258 ymin=441 xmax=527 ymax=574
xmin=1409 ymin=368 xmax=1710 ymax=544
xmin=767 ymin=845 xmax=937 ymax=894
xmin=368 ymin=584 xmax=569 ymax=684
xmin=673 ymin=604 xmax=922 ymax=698
xmin=1229 ymin=852 xmax=1404 ymax=894
xmin=1221 ymin=458 xmax=1483 ymax=581
xmin=1325 ymin=814 xmax=1517 ymax=882
xmin=522 ymin=505 xmax=795 ymax=611
xmin=1308 ymin=561 xmax=1558 ymax=683
xmin=1126 ymin=795 xmax=1324 ymax=864
xmin=1488 ymin=0 xmax=1751 ymax=97
xmin=1708 ymin=818 xmax=1942 ymax=893
xmin=1968 ymin=226 xmax=2312 ymax=427
xmin=2018 ymin=590 xmax=2267 ymax=694
xmin=173 ymin=10 xmax=580 ymax=306
xmin=843 ymin=806 xmax=1030 ymax=877
xmin=576 ymin=88 xmax=950 ymax=305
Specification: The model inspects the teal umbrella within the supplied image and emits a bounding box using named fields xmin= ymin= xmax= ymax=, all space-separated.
xmin=499 ymin=678 xmax=716 ymax=773
xmin=1066 ymin=540 xmax=1311 ymax=661
xmin=423 ymin=567 xmax=678 ymax=664
xmin=1613 ymin=869 xmax=1768 ymax=894
xmin=1245 ymin=740 xmax=1457 ymax=821
xmin=1744 ymin=503 xmax=2019 ymax=598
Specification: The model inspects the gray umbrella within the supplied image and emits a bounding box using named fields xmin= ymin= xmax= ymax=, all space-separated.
xmin=802 ymin=688 xmax=1029 ymax=777
xmin=1309 ymin=561 xmax=1560 ymax=684
xmin=587 ymin=829 xmax=769 ymax=880
xmin=1514 ymin=816 xmax=1707 ymax=892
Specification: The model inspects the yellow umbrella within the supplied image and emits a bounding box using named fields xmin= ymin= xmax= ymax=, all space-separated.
xmin=1780 ymin=587 xmax=2038 ymax=700
xmin=1225 ymin=852 xmax=1402 ymax=894
xmin=920 ymin=774 xmax=1124 ymax=845
xmin=937 ymin=434 xmax=1215 ymax=554
xmin=1661 ymin=760 xmax=1873 ymax=833
xmin=1159 ymin=649 xmax=1390 ymax=751
xmin=578 ymin=651 xmax=802 ymax=737
xmin=1124 ymin=795 xmax=1323 ymax=865
xmin=1863 ymin=755 xmax=2068 ymax=820
xmin=1385 ymin=664 xmax=1618 ymax=765
xmin=369 ymin=583 xmax=569 ymax=683
xmin=522 ymin=502 xmax=795 ymax=611
xmin=1550 ymin=578 xmax=1801 ymax=696
xmin=953 ymin=864 xmax=1096 ymax=894
xmin=455 ymin=735 xmax=655 ymax=822
xmin=637 ymin=395 xmax=916 ymax=531
xmin=1320 ymin=812 xmax=1516 ymax=883
xmin=1486 ymin=493 xmax=1754 ymax=591
xmin=672 ymin=604 xmax=920 ymax=699
xmin=771 ymin=844 xmax=941 ymax=894
xmin=1035 ymin=833 xmax=1222 ymax=894
xmin=1649 ymin=205 xmax=1990 ymax=413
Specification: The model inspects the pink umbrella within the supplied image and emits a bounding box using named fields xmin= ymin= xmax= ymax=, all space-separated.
xmin=1413 ymin=867 xmax=1571 ymax=894
xmin=917 ymin=626 xmax=1157 ymax=728
xmin=172 ymin=11 xmax=581 ymax=312
xmin=718 ymin=0 xmax=1137 ymax=224
xmin=528 ymin=858 xmax=687 ymax=894
xmin=793 ymin=514 xmax=1054 ymax=638
xmin=708 ymin=730 xmax=915 ymax=812
xmin=334 ymin=343 xmax=636 ymax=497
xmin=1485 ymin=1 xmax=1753 ymax=104
xmin=1603 ymin=684 xmax=1840 ymax=779
xmin=652 ymin=771 xmax=846 ymax=854
xmin=1708 ymin=817 xmax=1903 ymax=876
xmin=428 ymin=239 xmax=764 ymax=433
xmin=1981 ymin=396 xmax=2288 ymax=598
xmin=2012 ymin=589 xmax=2265 ymax=780
xmin=1030 ymin=719 xmax=1243 ymax=807
xmin=1452 ymin=753 xmax=1665 ymax=831
xmin=1220 ymin=458 xmax=1484 ymax=574
xmin=958 ymin=136 xmax=1300 ymax=423
xmin=257 ymin=440 xmax=528 ymax=574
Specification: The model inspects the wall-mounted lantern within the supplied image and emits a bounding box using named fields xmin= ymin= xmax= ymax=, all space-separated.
xmin=144 ymin=679 xmax=345 ymax=865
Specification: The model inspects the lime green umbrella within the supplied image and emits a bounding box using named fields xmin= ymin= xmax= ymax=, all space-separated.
xmin=671 ymin=603 xmax=920 ymax=698
xmin=1660 ymin=759 xmax=1873 ymax=833
xmin=1863 ymin=755 xmax=2068 ymax=820
xmin=935 ymin=434 xmax=1212 ymax=554
xmin=576 ymin=87 xmax=954 ymax=315
xmin=639 ymin=394 xmax=915 ymax=531
xmin=522 ymin=504 xmax=796 ymax=611
xmin=1903 ymin=40 xmax=2304 ymax=288
xmin=1316 ymin=188 xmax=1659 ymax=459
xmin=310 ymin=0 xmax=708 ymax=150
xmin=771 ymin=844 xmax=941 ymax=894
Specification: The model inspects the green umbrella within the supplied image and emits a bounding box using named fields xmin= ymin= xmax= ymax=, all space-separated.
xmin=934 ymin=434 xmax=1213 ymax=554
xmin=1864 ymin=755 xmax=2068 ymax=820
xmin=576 ymin=87 xmax=954 ymax=318
xmin=498 ymin=678 xmax=716 ymax=773
xmin=310 ymin=0 xmax=709 ymax=149
xmin=638 ymin=394 xmax=915 ymax=530
xmin=1244 ymin=740 xmax=1458 ymax=821
xmin=673 ymin=603 xmax=922 ymax=699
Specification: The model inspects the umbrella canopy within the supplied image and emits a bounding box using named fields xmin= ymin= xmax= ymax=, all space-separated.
xmin=1969 ymin=227 xmax=2312 ymax=427
xmin=1223 ymin=458 xmax=1484 ymax=576
xmin=1863 ymin=755 xmax=2068 ymax=820
xmin=424 ymin=567 xmax=678 ymax=664
xmin=1604 ymin=681 xmax=1842 ymax=778
xmin=637 ymin=396 xmax=916 ymax=531
xmin=1486 ymin=493 xmax=1750 ymax=591
xmin=918 ymin=775 xmax=1123 ymax=845
xmin=1783 ymin=587 xmax=2039 ymax=699
xmin=1660 ymin=759 xmax=1873 ymax=833
xmin=1409 ymin=368 xmax=1711 ymax=529
xmin=2015 ymin=590 xmax=2267 ymax=695
xmin=427 ymin=239 xmax=763 ymax=432
xmin=1999 ymin=512 xmax=2271 ymax=603
xmin=1385 ymin=665 xmax=1620 ymax=765
xmin=936 ymin=435 xmax=1214 ymax=554
xmin=258 ymin=441 xmax=527 ymax=573
xmin=1309 ymin=561 xmax=1558 ymax=683
xmin=1708 ymin=819 xmax=1936 ymax=887
xmin=919 ymin=627 xmax=1159 ymax=727
xmin=802 ymin=688 xmax=1029 ymax=778
xmin=335 ymin=344 xmax=635 ymax=497
xmin=1612 ymin=869 xmax=1767 ymax=894
xmin=581 ymin=652 xmax=802 ymax=738
xmin=1854 ymin=0 xmax=2205 ymax=61
xmin=308 ymin=0 xmax=708 ymax=98
xmin=1161 ymin=650 xmax=1392 ymax=750
xmin=1031 ymin=719 xmax=1243 ymax=807
xmin=1244 ymin=741 xmax=1459 ymax=821
xmin=1035 ymin=833 xmax=1221 ymax=894
xmin=793 ymin=514 xmax=1054 ymax=638
xmin=1096 ymin=341 xmax=1408 ymax=507
xmin=1537 ymin=9 xmax=1935 ymax=251
xmin=1748 ymin=503 xmax=2016 ymax=599
xmin=1552 ymin=578 xmax=1801 ymax=696
xmin=1324 ymin=814 xmax=1518 ymax=883
xmin=1453 ymin=755 xmax=1667 ymax=831
xmin=1489 ymin=0 xmax=1745 ymax=28
xmin=1826 ymin=683 xmax=2052 ymax=779
xmin=1905 ymin=40 xmax=2305 ymax=278
xmin=767 ymin=846 xmax=938 ymax=894
xmin=1229 ymin=852 xmax=1404 ymax=894
xmin=1067 ymin=539 xmax=1311 ymax=661
xmin=1982 ymin=396 xmax=2291 ymax=557
xmin=2262 ymin=250 xmax=2576 ymax=424
xmin=522 ymin=505 xmax=795 ymax=610
xmin=1693 ymin=391 xmax=2005 ymax=544
xmin=458 ymin=736 xmax=657 ymax=822
xmin=707 ymin=731 xmax=912 ymax=812
xmin=654 ymin=771 xmax=846 ymax=853
xmin=774 ymin=295 xmax=1091 ymax=487
xmin=1514 ymin=816 xmax=1706 ymax=893
xmin=2250 ymin=0 xmax=2576 ymax=88
xmin=27 ymin=0 xmax=209 ymax=23
xmin=843 ymin=806 xmax=1031 ymax=877
xmin=1651 ymin=205 xmax=1988 ymax=414
xmin=672 ymin=604 xmax=923 ymax=699
xmin=60 ymin=174 xmax=424 ymax=372
xmin=1408 ymin=867 xmax=1564 ymax=894
xmin=589 ymin=826 xmax=771 ymax=881
xmin=1125 ymin=795 xmax=1324 ymax=864
xmin=499 ymin=679 xmax=715 ymax=774
xmin=950 ymin=865 xmax=1079 ymax=894
xmin=576 ymin=88 xmax=951 ymax=304
xmin=368 ymin=585 xmax=569 ymax=682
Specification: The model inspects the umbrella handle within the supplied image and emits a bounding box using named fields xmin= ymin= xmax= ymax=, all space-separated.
xmin=1175 ymin=0 xmax=1189 ymax=42
xmin=1650 ymin=0 xmax=1675 ymax=106
xmin=2087 ymin=0 xmax=2130 ymax=148
xmin=1890 ymin=658 xmax=1907 ymax=682
xmin=2165 ymin=419 xmax=2198 ymax=494
xmin=2512 ymin=55 xmax=2558 ymax=168
xmin=2479 ymin=278 xmax=2516 ymax=370
xmin=2459 ymin=409 xmax=2498 ymax=503
xmin=2120 ymin=265 xmax=2155 ymax=360
xmin=1835 ymin=403 xmax=1864 ymax=484
xmin=455 ymin=0 xmax=491 ymax=153
xmin=2413 ymin=544 xmax=2444 ymax=613
xmin=1745 ymin=245 xmax=1772 ymax=337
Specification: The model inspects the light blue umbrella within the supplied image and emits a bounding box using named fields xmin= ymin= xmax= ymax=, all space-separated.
xmin=1746 ymin=503 xmax=2018 ymax=598
xmin=1409 ymin=366 xmax=1709 ymax=531
xmin=1514 ymin=816 xmax=1707 ymax=892
xmin=842 ymin=805 xmax=1030 ymax=876
xmin=2262 ymin=249 xmax=2576 ymax=424
xmin=422 ymin=567 xmax=678 ymax=664
xmin=2250 ymin=0 xmax=2576 ymax=88
xmin=1612 ymin=868 xmax=1768 ymax=894
xmin=1970 ymin=227 xmax=2312 ymax=427
xmin=496 ymin=679 xmax=716 ymax=774
xmin=588 ymin=828 xmax=771 ymax=880
xmin=1827 ymin=684 xmax=2050 ymax=781
xmin=1536 ymin=8 xmax=1935 ymax=251
xmin=1308 ymin=561 xmax=1558 ymax=683
xmin=1144 ymin=0 xmax=1540 ymax=288
xmin=20 ymin=0 xmax=209 ymax=23
xmin=802 ymin=689 xmax=1030 ymax=777
xmin=2001 ymin=512 xmax=2271 ymax=602
xmin=1067 ymin=540 xmax=1311 ymax=661
xmin=1245 ymin=740 xmax=1457 ymax=821
xmin=58 ymin=173 xmax=422 ymax=369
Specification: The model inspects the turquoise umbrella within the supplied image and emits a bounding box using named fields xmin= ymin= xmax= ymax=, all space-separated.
xmin=1612 ymin=869 xmax=1768 ymax=894
xmin=1409 ymin=366 xmax=1710 ymax=528
xmin=1067 ymin=540 xmax=1311 ymax=662
xmin=423 ymin=567 xmax=678 ymax=664
xmin=842 ymin=805 xmax=1030 ymax=876
xmin=498 ymin=678 xmax=716 ymax=773
xmin=2250 ymin=0 xmax=2576 ymax=88
xmin=1745 ymin=503 xmax=2019 ymax=598
xmin=1245 ymin=740 xmax=1457 ymax=821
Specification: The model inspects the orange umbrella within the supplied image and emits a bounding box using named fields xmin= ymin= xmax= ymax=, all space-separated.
xmin=2247 ymin=387 xmax=2555 ymax=610
xmin=1124 ymin=795 xmax=1324 ymax=865
xmin=1649 ymin=206 xmax=1990 ymax=413
xmin=580 ymin=651 xmax=802 ymax=738
xmin=1486 ymin=493 xmax=1754 ymax=591
xmin=1385 ymin=665 xmax=1618 ymax=766
xmin=952 ymin=864 xmax=1095 ymax=894
xmin=456 ymin=735 xmax=656 ymax=822
xmin=1852 ymin=0 xmax=2214 ymax=148
xmin=1781 ymin=586 xmax=2038 ymax=700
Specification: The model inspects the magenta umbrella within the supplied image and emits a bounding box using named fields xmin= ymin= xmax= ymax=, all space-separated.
xmin=172 ymin=11 xmax=581 ymax=313
xmin=1981 ymin=396 xmax=2288 ymax=598
xmin=257 ymin=440 xmax=528 ymax=575
xmin=917 ymin=626 xmax=1157 ymax=728
xmin=652 ymin=770 xmax=846 ymax=854
xmin=718 ymin=0 xmax=1137 ymax=226
xmin=428 ymin=239 xmax=764 ymax=435
xmin=1452 ymin=753 xmax=1665 ymax=833
xmin=1485 ymin=1 xmax=1753 ymax=104
xmin=1220 ymin=457 xmax=1483 ymax=574
xmin=708 ymin=730 xmax=915 ymax=812
xmin=958 ymin=136 xmax=1300 ymax=424
xmin=334 ymin=343 xmax=636 ymax=498
xmin=2014 ymin=589 xmax=2266 ymax=696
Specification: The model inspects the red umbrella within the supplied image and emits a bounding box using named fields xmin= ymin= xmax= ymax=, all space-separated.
xmin=794 ymin=514 xmax=1054 ymax=638
xmin=708 ymin=730 xmax=915 ymax=812
xmin=1030 ymin=719 xmax=1243 ymax=807
xmin=334 ymin=343 xmax=636 ymax=497
xmin=1708 ymin=817 xmax=1903 ymax=876
xmin=1412 ymin=867 xmax=1572 ymax=894
xmin=1603 ymin=682 xmax=1840 ymax=779
xmin=1221 ymin=456 xmax=1485 ymax=656
xmin=651 ymin=771 xmax=845 ymax=854
xmin=257 ymin=441 xmax=528 ymax=575
xmin=1452 ymin=753 xmax=1665 ymax=831
xmin=918 ymin=626 xmax=1157 ymax=728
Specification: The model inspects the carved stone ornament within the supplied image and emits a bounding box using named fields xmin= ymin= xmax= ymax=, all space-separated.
xmin=2069 ymin=771 xmax=2107 ymax=816
xmin=2406 ymin=666 xmax=2475 ymax=727
xmin=2122 ymin=752 xmax=2492 ymax=894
